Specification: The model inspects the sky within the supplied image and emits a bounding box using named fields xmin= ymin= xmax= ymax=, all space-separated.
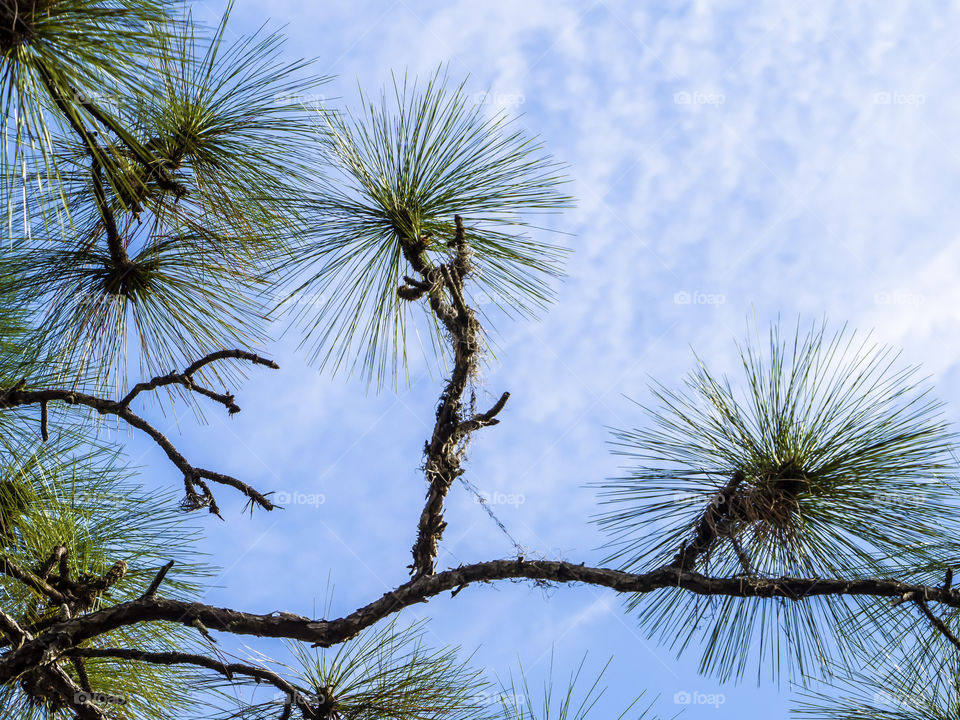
xmin=118 ymin=1 xmax=960 ymax=717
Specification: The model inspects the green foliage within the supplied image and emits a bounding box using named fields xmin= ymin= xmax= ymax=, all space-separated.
xmin=223 ymin=619 xmax=496 ymax=720
xmin=128 ymin=6 xmax=322 ymax=244
xmin=498 ymin=654 xmax=659 ymax=720
xmin=0 ymin=0 xmax=180 ymax=227
xmin=0 ymin=440 xmax=215 ymax=718
xmin=0 ymin=236 xmax=271 ymax=392
xmin=793 ymin=648 xmax=960 ymax=719
xmin=594 ymin=320 xmax=960 ymax=682
xmin=2 ymin=3 xmax=321 ymax=392
xmin=281 ymin=68 xmax=572 ymax=386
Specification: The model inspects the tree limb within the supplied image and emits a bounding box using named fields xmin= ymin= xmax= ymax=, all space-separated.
xmin=65 ymin=647 xmax=321 ymax=718
xmin=405 ymin=216 xmax=507 ymax=577
xmin=0 ymin=351 xmax=279 ymax=513
xmin=3 ymin=560 xmax=960 ymax=684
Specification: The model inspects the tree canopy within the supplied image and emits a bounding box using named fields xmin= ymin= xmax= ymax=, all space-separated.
xmin=0 ymin=2 xmax=957 ymax=719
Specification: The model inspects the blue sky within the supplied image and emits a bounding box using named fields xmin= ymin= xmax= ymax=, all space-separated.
xmin=120 ymin=1 xmax=960 ymax=717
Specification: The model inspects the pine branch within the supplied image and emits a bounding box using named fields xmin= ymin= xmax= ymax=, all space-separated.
xmin=667 ymin=471 xmax=745 ymax=572
xmin=0 ymin=351 xmax=279 ymax=512
xmin=65 ymin=648 xmax=320 ymax=718
xmin=916 ymin=597 xmax=960 ymax=651
xmin=4 ymin=561 xmax=960 ymax=684
xmin=408 ymin=216 xmax=507 ymax=578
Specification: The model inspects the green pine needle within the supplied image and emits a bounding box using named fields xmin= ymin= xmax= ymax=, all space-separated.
xmin=793 ymin=648 xmax=960 ymax=719
xmin=280 ymin=67 xmax=572 ymax=387
xmin=0 ymin=439 xmax=215 ymax=719
xmin=215 ymin=618 xmax=497 ymax=720
xmin=1 ymin=236 xmax=270 ymax=393
xmin=593 ymin=319 xmax=960 ymax=683
xmin=498 ymin=652 xmax=659 ymax=720
xmin=0 ymin=0 xmax=182 ymax=229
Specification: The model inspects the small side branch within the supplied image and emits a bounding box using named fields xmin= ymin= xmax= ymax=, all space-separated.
xmin=120 ymin=349 xmax=279 ymax=411
xmin=142 ymin=561 xmax=175 ymax=599
xmin=64 ymin=648 xmax=319 ymax=717
xmin=0 ymin=351 xmax=279 ymax=513
xmin=456 ymin=392 xmax=510 ymax=437
xmin=916 ymin=597 xmax=960 ymax=651
xmin=668 ymin=471 xmax=745 ymax=572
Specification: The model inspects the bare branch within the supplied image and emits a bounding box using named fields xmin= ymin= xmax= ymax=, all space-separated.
xmin=668 ymin=471 xmax=745 ymax=571
xmin=65 ymin=648 xmax=320 ymax=717
xmin=120 ymin=349 xmax=279 ymax=410
xmin=142 ymin=561 xmax=175 ymax=599
xmin=916 ymin=597 xmax=960 ymax=651
xmin=0 ymin=351 xmax=279 ymax=512
xmin=0 ymin=557 xmax=70 ymax=604
xmin=4 ymin=560 xmax=960 ymax=684
xmin=406 ymin=216 xmax=509 ymax=578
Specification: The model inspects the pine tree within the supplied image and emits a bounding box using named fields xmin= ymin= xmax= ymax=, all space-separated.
xmin=1 ymin=2 xmax=959 ymax=719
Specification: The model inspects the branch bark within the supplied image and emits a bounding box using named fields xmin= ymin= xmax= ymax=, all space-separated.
xmin=2 ymin=560 xmax=959 ymax=684
xmin=0 ymin=351 xmax=279 ymax=513
xmin=402 ymin=216 xmax=510 ymax=577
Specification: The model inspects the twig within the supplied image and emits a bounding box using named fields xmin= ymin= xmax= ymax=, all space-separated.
xmin=0 ymin=351 xmax=279 ymax=513
xmin=65 ymin=647 xmax=318 ymax=717
xmin=916 ymin=597 xmax=960 ymax=651
xmin=142 ymin=561 xmax=175 ymax=599
xmin=39 ymin=400 xmax=48 ymax=442
xmin=668 ymin=471 xmax=745 ymax=572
